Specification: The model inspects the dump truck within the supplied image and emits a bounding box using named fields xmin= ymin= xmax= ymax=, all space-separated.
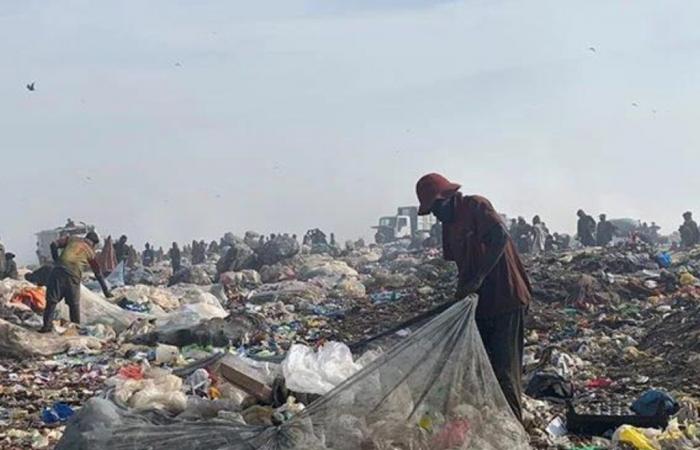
xmin=35 ymin=220 xmax=96 ymax=264
xmin=373 ymin=206 xmax=436 ymax=244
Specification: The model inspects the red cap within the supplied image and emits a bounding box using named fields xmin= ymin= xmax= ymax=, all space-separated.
xmin=416 ymin=173 xmax=461 ymax=215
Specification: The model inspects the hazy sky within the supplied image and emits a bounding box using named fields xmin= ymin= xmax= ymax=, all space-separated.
xmin=2 ymin=0 xmax=700 ymax=262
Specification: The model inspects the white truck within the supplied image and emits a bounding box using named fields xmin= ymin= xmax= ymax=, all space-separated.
xmin=373 ymin=206 xmax=436 ymax=244
xmin=36 ymin=220 xmax=95 ymax=264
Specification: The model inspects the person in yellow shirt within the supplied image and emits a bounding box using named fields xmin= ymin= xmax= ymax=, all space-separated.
xmin=39 ymin=231 xmax=112 ymax=333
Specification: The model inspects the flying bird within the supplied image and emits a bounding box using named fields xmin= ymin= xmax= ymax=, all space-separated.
xmin=26 ymin=82 xmax=35 ymax=91
xmin=175 ymin=62 xmax=182 ymax=67
xmin=632 ymin=102 xmax=639 ymax=107
xmin=588 ymin=47 xmax=596 ymax=52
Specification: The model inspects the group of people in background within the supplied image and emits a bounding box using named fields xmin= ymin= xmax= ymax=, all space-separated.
xmin=506 ymin=209 xmax=678 ymax=256
xmin=508 ymin=216 xmax=570 ymax=255
xmin=97 ymin=236 xmax=228 ymax=273
xmin=575 ymin=210 xmax=623 ymax=247
xmin=95 ymin=233 xmax=310 ymax=277
xmin=5 ymin=210 xmax=700 ymax=279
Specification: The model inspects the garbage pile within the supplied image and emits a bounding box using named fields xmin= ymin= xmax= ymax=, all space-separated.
xmin=0 ymin=235 xmax=699 ymax=449
xmin=523 ymin=243 xmax=700 ymax=448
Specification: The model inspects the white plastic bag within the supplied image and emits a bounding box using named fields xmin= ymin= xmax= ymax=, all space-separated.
xmin=57 ymin=286 xmax=147 ymax=332
xmin=282 ymin=342 xmax=362 ymax=395
xmin=154 ymin=302 xmax=228 ymax=333
xmin=114 ymin=373 xmax=187 ymax=414
xmin=155 ymin=344 xmax=180 ymax=365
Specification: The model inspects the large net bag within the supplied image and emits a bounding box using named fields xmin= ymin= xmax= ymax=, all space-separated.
xmin=58 ymin=297 xmax=531 ymax=449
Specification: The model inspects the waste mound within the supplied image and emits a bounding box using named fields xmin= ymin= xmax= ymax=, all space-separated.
xmin=0 ymin=318 xmax=103 ymax=358
xmin=256 ymin=236 xmax=300 ymax=266
xmin=56 ymin=297 xmax=530 ymax=449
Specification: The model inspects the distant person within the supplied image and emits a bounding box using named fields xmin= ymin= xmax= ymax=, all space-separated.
xmin=200 ymin=240 xmax=207 ymax=261
xmin=1 ymin=253 xmax=18 ymax=280
xmin=508 ymin=218 xmax=516 ymax=233
xmin=552 ymin=232 xmax=567 ymax=251
xmin=544 ymin=232 xmax=554 ymax=252
xmin=577 ymin=209 xmax=597 ymax=247
xmin=190 ymin=240 xmax=204 ymax=265
xmin=40 ymin=232 xmax=112 ymax=333
xmin=142 ymin=243 xmax=155 ymax=267
xmin=126 ymin=245 xmax=139 ymax=269
xmin=304 ymin=229 xmax=327 ymax=246
xmin=96 ymin=235 xmax=117 ymax=275
xmin=191 ymin=240 xmax=198 ymax=262
xmin=169 ymin=242 xmax=182 ymax=272
xmin=415 ymin=173 xmax=531 ymax=422
xmin=530 ymin=216 xmax=547 ymax=255
xmin=596 ymin=214 xmax=616 ymax=246
xmin=330 ymin=233 xmax=337 ymax=247
xmin=217 ymin=247 xmax=234 ymax=277
xmin=679 ymin=212 xmax=700 ymax=249
xmin=514 ymin=217 xmax=532 ymax=254
xmin=113 ymin=235 xmax=129 ymax=264
xmin=208 ymin=240 xmax=219 ymax=255
xmin=508 ymin=219 xmax=518 ymax=241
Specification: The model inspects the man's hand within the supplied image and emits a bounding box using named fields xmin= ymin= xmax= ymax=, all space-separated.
xmin=455 ymin=275 xmax=484 ymax=300
xmin=104 ymin=290 xmax=113 ymax=299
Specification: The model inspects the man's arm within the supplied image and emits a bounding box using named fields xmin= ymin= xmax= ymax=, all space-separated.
xmin=454 ymin=196 xmax=509 ymax=299
xmin=88 ymin=259 xmax=112 ymax=298
xmin=50 ymin=236 xmax=70 ymax=262
xmin=464 ymin=223 xmax=508 ymax=292
xmin=456 ymin=225 xmax=509 ymax=299
xmin=50 ymin=243 xmax=60 ymax=262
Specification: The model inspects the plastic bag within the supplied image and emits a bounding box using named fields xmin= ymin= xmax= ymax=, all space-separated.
xmin=283 ymin=342 xmax=362 ymax=395
xmin=57 ymin=286 xmax=147 ymax=332
xmin=613 ymin=425 xmax=658 ymax=450
xmin=113 ymin=285 xmax=180 ymax=312
xmin=680 ymin=271 xmax=697 ymax=286
xmin=155 ymin=344 xmax=180 ymax=365
xmin=155 ymin=302 xmax=229 ymax=333
xmin=106 ymin=262 xmax=126 ymax=289
xmin=0 ymin=318 xmax=103 ymax=358
xmin=631 ymin=389 xmax=679 ymax=417
xmin=298 ymin=259 xmax=358 ymax=283
xmin=248 ymin=281 xmax=325 ymax=305
xmin=113 ymin=373 xmax=187 ymax=414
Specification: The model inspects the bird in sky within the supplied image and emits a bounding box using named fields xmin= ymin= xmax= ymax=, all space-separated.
xmin=26 ymin=82 xmax=35 ymax=91
xmin=588 ymin=47 xmax=596 ymax=52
